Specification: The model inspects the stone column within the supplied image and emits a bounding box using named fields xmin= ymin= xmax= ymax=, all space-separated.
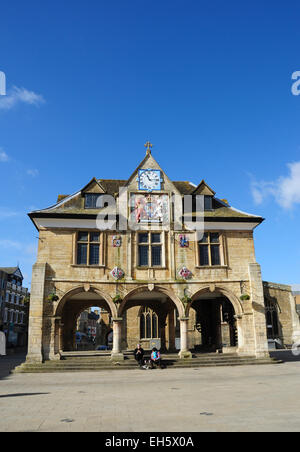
xmin=289 ymin=292 xmax=300 ymax=344
xmin=48 ymin=317 xmax=61 ymax=361
xmin=58 ymin=322 xmax=64 ymax=352
xmin=178 ymin=317 xmax=192 ymax=359
xmin=26 ymin=263 xmax=47 ymax=363
xmin=111 ymin=318 xmax=124 ymax=361
xmin=168 ymin=310 xmax=176 ymax=352
xmin=248 ymin=263 xmax=269 ymax=358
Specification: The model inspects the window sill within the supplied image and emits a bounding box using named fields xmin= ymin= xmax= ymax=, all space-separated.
xmin=195 ymin=265 xmax=228 ymax=269
xmin=136 ymin=267 xmax=167 ymax=270
xmin=71 ymin=264 xmax=106 ymax=269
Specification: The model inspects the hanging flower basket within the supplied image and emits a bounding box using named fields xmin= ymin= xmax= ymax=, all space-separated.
xmin=112 ymin=294 xmax=123 ymax=304
xmin=47 ymin=293 xmax=59 ymax=302
xmin=240 ymin=294 xmax=251 ymax=301
xmin=181 ymin=295 xmax=192 ymax=305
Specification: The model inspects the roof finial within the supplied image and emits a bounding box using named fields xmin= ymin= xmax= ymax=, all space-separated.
xmin=144 ymin=141 xmax=153 ymax=155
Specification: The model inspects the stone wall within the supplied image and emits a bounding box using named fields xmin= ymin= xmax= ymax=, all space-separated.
xmin=27 ymin=225 xmax=273 ymax=361
xmin=263 ymin=282 xmax=300 ymax=347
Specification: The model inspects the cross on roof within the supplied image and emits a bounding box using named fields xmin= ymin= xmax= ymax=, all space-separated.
xmin=144 ymin=141 xmax=153 ymax=154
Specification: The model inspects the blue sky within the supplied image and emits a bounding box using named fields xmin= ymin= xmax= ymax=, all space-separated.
xmin=0 ymin=0 xmax=300 ymax=289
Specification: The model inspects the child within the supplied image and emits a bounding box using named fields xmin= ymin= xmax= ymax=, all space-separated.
xmin=150 ymin=347 xmax=162 ymax=369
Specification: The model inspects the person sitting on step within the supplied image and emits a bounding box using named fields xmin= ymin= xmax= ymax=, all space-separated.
xmin=150 ymin=347 xmax=162 ymax=369
xmin=134 ymin=344 xmax=145 ymax=368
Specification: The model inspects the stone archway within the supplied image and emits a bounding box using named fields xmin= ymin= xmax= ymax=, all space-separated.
xmin=111 ymin=285 xmax=190 ymax=358
xmin=55 ymin=285 xmax=117 ymax=318
xmin=187 ymin=286 xmax=243 ymax=353
xmin=187 ymin=286 xmax=243 ymax=318
xmin=119 ymin=285 xmax=185 ymax=318
xmin=51 ymin=286 xmax=116 ymax=355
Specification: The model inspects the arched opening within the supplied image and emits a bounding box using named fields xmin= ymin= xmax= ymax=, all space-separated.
xmin=189 ymin=291 xmax=239 ymax=353
xmin=265 ymin=297 xmax=281 ymax=342
xmin=55 ymin=288 xmax=114 ymax=352
xmin=120 ymin=288 xmax=182 ymax=352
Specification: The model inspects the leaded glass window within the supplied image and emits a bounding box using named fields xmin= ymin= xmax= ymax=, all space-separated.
xmin=140 ymin=307 xmax=159 ymax=339
xmin=77 ymin=231 xmax=101 ymax=266
xmin=138 ymin=232 xmax=163 ymax=267
xmin=198 ymin=232 xmax=221 ymax=266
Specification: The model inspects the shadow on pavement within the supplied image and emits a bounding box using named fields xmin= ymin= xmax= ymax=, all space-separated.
xmin=0 ymin=393 xmax=50 ymax=398
xmin=0 ymin=353 xmax=27 ymax=380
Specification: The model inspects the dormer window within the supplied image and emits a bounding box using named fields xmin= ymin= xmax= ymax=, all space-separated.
xmin=84 ymin=194 xmax=102 ymax=209
xmin=204 ymin=196 xmax=213 ymax=211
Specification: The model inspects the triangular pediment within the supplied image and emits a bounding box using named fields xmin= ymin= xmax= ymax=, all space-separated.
xmin=192 ymin=180 xmax=216 ymax=196
xmin=13 ymin=267 xmax=23 ymax=280
xmin=126 ymin=149 xmax=182 ymax=195
xmin=81 ymin=178 xmax=106 ymax=194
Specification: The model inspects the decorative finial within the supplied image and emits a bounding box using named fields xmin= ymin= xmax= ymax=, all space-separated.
xmin=144 ymin=141 xmax=153 ymax=155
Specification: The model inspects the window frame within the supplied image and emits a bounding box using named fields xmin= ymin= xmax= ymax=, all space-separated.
xmin=140 ymin=307 xmax=159 ymax=340
xmin=74 ymin=231 xmax=106 ymax=267
xmin=84 ymin=193 xmax=103 ymax=209
xmin=137 ymin=231 xmax=166 ymax=269
xmin=196 ymin=231 xmax=226 ymax=268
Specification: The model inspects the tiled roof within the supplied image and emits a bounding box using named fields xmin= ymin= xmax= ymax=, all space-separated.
xmin=29 ymin=179 xmax=263 ymax=223
xmin=0 ymin=267 xmax=19 ymax=275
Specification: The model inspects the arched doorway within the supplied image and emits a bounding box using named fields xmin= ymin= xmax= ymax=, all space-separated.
xmin=54 ymin=287 xmax=115 ymax=353
xmin=119 ymin=287 xmax=183 ymax=352
xmin=265 ymin=297 xmax=282 ymax=342
xmin=189 ymin=289 xmax=240 ymax=353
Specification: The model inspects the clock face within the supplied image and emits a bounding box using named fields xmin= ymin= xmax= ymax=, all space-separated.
xmin=139 ymin=169 xmax=161 ymax=191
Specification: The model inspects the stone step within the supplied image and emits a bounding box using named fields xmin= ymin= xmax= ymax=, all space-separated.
xmin=60 ymin=353 xmax=241 ymax=362
xmin=13 ymin=357 xmax=280 ymax=373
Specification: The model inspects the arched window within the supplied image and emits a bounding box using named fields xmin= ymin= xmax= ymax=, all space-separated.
xmin=265 ymin=298 xmax=280 ymax=339
xmin=140 ymin=307 xmax=159 ymax=339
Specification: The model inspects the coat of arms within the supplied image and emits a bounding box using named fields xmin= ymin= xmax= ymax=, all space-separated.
xmin=110 ymin=267 xmax=125 ymax=280
xmin=112 ymin=235 xmax=122 ymax=247
xmin=178 ymin=266 xmax=192 ymax=280
xmin=179 ymin=235 xmax=189 ymax=248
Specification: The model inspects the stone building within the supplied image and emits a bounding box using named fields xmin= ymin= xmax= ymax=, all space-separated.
xmin=25 ymin=146 xmax=300 ymax=363
xmin=0 ymin=267 xmax=30 ymax=348
xmin=76 ymin=308 xmax=109 ymax=349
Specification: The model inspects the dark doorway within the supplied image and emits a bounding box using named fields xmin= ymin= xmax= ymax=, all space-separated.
xmin=192 ymin=297 xmax=237 ymax=353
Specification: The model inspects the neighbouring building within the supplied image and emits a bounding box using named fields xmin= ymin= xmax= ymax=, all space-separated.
xmin=0 ymin=267 xmax=30 ymax=348
xmin=292 ymin=290 xmax=300 ymax=320
xmin=76 ymin=308 xmax=111 ymax=349
xmin=24 ymin=145 xmax=300 ymax=363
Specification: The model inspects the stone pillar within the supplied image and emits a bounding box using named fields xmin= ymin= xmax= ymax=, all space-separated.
xmin=248 ymin=263 xmax=269 ymax=358
xmin=58 ymin=322 xmax=64 ymax=352
xmin=220 ymin=322 xmax=231 ymax=347
xmin=289 ymin=292 xmax=300 ymax=344
xmin=178 ymin=317 xmax=192 ymax=359
xmin=111 ymin=318 xmax=124 ymax=361
xmin=48 ymin=317 xmax=61 ymax=361
xmin=168 ymin=310 xmax=176 ymax=352
xmin=26 ymin=263 xmax=47 ymax=363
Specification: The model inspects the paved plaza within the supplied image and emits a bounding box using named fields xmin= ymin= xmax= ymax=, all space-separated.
xmin=1 ymin=352 xmax=300 ymax=432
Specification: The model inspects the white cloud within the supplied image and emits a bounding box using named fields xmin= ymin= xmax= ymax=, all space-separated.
xmin=0 ymin=149 xmax=9 ymax=162
xmin=27 ymin=169 xmax=39 ymax=177
xmin=0 ymin=208 xmax=20 ymax=219
xmin=0 ymin=239 xmax=22 ymax=249
xmin=251 ymin=161 xmax=300 ymax=210
xmin=0 ymin=86 xmax=45 ymax=111
xmin=0 ymin=239 xmax=37 ymax=256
